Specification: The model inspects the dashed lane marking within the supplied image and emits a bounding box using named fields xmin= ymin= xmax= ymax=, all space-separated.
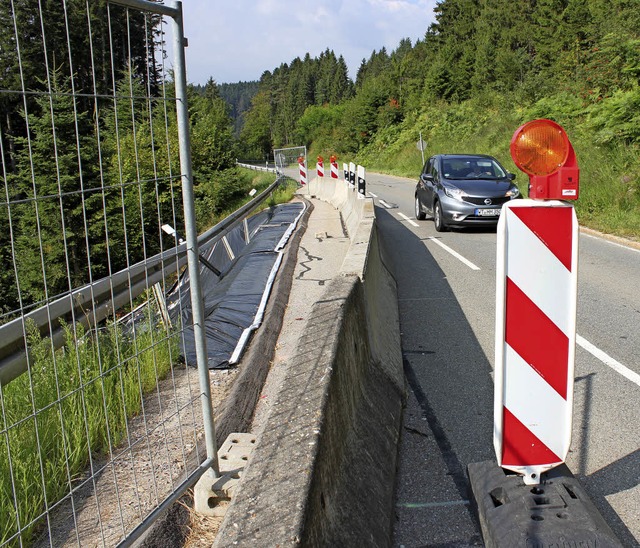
xmin=577 ymin=335 xmax=640 ymax=387
xmin=426 ymin=237 xmax=481 ymax=271
xmin=398 ymin=212 xmax=419 ymax=227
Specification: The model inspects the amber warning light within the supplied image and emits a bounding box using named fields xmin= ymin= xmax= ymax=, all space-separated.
xmin=510 ymin=119 xmax=579 ymax=200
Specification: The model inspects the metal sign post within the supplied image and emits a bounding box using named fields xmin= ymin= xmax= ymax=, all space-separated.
xmin=417 ymin=131 xmax=426 ymax=166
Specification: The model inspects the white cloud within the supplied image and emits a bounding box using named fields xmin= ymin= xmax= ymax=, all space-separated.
xmin=177 ymin=0 xmax=437 ymax=84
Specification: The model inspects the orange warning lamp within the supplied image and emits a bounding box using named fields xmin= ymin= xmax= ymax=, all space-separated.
xmin=510 ymin=119 xmax=579 ymax=200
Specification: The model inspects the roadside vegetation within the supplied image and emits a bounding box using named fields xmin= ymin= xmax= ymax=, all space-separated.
xmin=351 ymin=94 xmax=640 ymax=240
xmin=0 ymin=305 xmax=179 ymax=545
xmin=235 ymin=0 xmax=640 ymax=241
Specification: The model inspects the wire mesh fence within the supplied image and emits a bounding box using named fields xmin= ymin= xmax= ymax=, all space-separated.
xmin=274 ymin=146 xmax=307 ymax=173
xmin=0 ymin=1 xmax=217 ymax=545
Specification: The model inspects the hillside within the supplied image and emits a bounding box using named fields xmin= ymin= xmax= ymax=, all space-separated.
xmin=235 ymin=0 xmax=640 ymax=239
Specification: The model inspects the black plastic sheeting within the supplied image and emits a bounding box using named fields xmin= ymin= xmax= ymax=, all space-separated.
xmin=167 ymin=202 xmax=305 ymax=369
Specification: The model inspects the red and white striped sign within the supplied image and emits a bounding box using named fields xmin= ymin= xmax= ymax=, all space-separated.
xmin=330 ymin=161 xmax=338 ymax=179
xmin=494 ymin=199 xmax=578 ymax=485
xmin=316 ymin=160 xmax=324 ymax=178
xmin=299 ymin=161 xmax=307 ymax=185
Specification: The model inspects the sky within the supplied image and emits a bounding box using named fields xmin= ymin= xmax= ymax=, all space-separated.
xmin=176 ymin=0 xmax=438 ymax=85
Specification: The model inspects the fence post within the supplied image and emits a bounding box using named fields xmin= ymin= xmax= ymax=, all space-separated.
xmin=172 ymin=2 xmax=219 ymax=478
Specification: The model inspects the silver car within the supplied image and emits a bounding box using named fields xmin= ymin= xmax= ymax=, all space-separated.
xmin=415 ymin=154 xmax=521 ymax=231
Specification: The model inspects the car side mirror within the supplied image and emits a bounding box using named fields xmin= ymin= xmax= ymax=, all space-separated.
xmin=507 ymin=172 xmax=516 ymax=181
xmin=423 ymin=174 xmax=434 ymax=182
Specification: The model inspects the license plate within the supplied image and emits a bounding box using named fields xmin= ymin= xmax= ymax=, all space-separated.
xmin=476 ymin=208 xmax=501 ymax=217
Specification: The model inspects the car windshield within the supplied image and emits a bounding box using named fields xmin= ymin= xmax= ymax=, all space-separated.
xmin=441 ymin=158 xmax=507 ymax=180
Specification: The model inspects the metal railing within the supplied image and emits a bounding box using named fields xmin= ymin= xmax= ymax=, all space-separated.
xmin=0 ymin=1 xmax=286 ymax=545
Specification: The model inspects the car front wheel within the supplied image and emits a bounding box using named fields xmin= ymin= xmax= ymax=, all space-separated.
xmin=434 ymin=201 xmax=447 ymax=232
xmin=415 ymin=196 xmax=426 ymax=220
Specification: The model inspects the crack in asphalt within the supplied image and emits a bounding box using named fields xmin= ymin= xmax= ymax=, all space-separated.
xmin=296 ymin=245 xmax=326 ymax=285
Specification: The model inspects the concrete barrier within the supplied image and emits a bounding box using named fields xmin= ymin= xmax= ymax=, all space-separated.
xmin=214 ymin=175 xmax=405 ymax=546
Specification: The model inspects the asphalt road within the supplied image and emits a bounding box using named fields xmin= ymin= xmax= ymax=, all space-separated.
xmin=362 ymin=172 xmax=640 ymax=547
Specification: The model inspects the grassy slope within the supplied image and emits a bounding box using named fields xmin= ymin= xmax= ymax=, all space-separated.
xmin=338 ymin=97 xmax=640 ymax=241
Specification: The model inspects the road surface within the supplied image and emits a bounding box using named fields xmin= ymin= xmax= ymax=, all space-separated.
xmin=362 ymin=172 xmax=640 ymax=547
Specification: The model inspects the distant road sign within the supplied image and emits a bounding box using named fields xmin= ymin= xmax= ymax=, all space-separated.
xmin=417 ymin=138 xmax=426 ymax=151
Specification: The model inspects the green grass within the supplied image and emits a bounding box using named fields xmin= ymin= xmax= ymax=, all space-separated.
xmin=0 ymin=303 xmax=179 ymax=546
xmin=196 ymin=170 xmax=293 ymax=233
xmin=267 ymin=176 xmax=299 ymax=207
xmin=0 ymin=168 xmax=300 ymax=546
xmin=351 ymin=97 xmax=640 ymax=241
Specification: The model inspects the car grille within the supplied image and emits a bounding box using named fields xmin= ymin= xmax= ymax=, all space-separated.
xmin=464 ymin=196 xmax=511 ymax=206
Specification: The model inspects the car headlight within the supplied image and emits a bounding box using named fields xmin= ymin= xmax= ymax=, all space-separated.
xmin=444 ymin=185 xmax=466 ymax=201
xmin=505 ymin=187 xmax=520 ymax=199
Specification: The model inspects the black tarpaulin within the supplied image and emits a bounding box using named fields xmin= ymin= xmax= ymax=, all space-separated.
xmin=172 ymin=201 xmax=305 ymax=369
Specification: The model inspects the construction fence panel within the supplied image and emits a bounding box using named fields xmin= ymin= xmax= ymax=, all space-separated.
xmin=0 ymin=1 xmax=217 ymax=545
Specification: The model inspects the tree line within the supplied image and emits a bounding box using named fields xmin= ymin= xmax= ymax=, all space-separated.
xmin=240 ymin=48 xmax=354 ymax=158
xmin=0 ymin=2 xmax=239 ymax=317
xmin=4 ymin=0 xmax=638 ymax=316
xmin=237 ymin=0 xmax=640 ymax=156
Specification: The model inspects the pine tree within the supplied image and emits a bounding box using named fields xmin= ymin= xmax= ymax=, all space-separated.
xmin=12 ymin=67 xmax=99 ymax=305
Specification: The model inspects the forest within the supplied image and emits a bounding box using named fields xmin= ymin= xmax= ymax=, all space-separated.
xmin=237 ymin=0 xmax=640 ymax=239
xmin=2 ymin=0 xmax=639 ymax=317
xmin=0 ymin=1 xmax=248 ymax=317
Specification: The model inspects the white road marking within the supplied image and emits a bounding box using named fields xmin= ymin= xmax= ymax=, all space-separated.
xmin=398 ymin=212 xmax=419 ymax=227
xmin=426 ymin=237 xmax=481 ymax=271
xmin=369 ymin=192 xmax=378 ymax=198
xmin=379 ymin=199 xmax=392 ymax=208
xmin=577 ymin=335 xmax=640 ymax=387
xmin=581 ymin=231 xmax=640 ymax=254
xmin=397 ymin=500 xmax=470 ymax=509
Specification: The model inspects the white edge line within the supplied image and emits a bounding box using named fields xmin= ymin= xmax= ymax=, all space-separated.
xmin=369 ymin=191 xmax=378 ymax=198
xmin=577 ymin=334 xmax=640 ymax=387
xmin=581 ymin=231 xmax=640 ymax=254
xmin=398 ymin=212 xmax=419 ymax=227
xmin=379 ymin=199 xmax=391 ymax=208
xmin=426 ymin=237 xmax=481 ymax=271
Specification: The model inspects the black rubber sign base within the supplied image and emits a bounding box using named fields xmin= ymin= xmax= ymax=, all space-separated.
xmin=467 ymin=461 xmax=622 ymax=547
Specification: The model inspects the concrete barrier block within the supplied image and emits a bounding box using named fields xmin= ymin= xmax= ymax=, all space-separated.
xmin=318 ymin=176 xmax=337 ymax=202
xmin=214 ymin=276 xmax=404 ymax=547
xmin=308 ymin=176 xmax=319 ymax=197
xmin=330 ymin=179 xmax=349 ymax=211
xmin=362 ymin=225 xmax=405 ymax=396
xmin=213 ymin=172 xmax=404 ymax=547
xmin=340 ymin=218 xmax=374 ymax=277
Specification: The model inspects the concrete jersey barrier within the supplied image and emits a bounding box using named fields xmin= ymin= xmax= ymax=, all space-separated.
xmin=214 ymin=175 xmax=405 ymax=546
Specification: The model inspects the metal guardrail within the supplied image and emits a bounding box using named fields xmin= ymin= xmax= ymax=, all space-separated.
xmin=236 ymin=162 xmax=277 ymax=173
xmin=0 ymin=175 xmax=283 ymax=387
